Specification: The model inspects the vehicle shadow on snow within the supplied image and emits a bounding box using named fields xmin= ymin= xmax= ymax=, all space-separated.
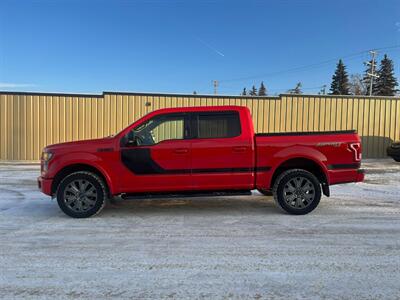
xmin=101 ymin=195 xmax=283 ymax=217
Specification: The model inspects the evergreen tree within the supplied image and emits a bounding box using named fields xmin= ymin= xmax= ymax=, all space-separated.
xmin=249 ymin=85 xmax=258 ymax=96
xmin=258 ymin=81 xmax=267 ymax=96
xmin=375 ymin=54 xmax=398 ymax=96
xmin=241 ymin=88 xmax=247 ymax=96
xmin=330 ymin=59 xmax=350 ymax=95
xmin=193 ymin=91 xmax=197 ymax=95
xmin=287 ymin=82 xmax=302 ymax=94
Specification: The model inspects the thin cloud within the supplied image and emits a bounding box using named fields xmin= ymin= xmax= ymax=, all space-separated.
xmin=196 ymin=37 xmax=225 ymax=57
xmin=0 ymin=82 xmax=37 ymax=88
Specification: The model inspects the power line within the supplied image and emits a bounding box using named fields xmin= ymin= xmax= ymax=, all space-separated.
xmin=219 ymin=44 xmax=400 ymax=84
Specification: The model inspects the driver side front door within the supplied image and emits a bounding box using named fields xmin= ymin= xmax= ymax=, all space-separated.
xmin=118 ymin=113 xmax=193 ymax=193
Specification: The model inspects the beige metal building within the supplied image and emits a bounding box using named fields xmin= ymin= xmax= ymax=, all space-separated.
xmin=0 ymin=91 xmax=399 ymax=161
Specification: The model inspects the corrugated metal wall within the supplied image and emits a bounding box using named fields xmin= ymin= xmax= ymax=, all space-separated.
xmin=0 ymin=91 xmax=399 ymax=161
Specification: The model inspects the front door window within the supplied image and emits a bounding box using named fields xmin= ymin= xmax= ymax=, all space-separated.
xmin=121 ymin=114 xmax=188 ymax=147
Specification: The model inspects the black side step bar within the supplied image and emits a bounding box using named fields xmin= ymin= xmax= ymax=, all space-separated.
xmin=120 ymin=190 xmax=252 ymax=200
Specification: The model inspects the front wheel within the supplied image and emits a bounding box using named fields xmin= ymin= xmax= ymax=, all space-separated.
xmin=273 ymin=169 xmax=321 ymax=215
xmin=56 ymin=171 xmax=107 ymax=218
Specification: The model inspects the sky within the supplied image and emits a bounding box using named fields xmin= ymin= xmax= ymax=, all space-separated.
xmin=1 ymin=0 xmax=400 ymax=96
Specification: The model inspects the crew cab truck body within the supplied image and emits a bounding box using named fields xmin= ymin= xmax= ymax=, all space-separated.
xmin=38 ymin=106 xmax=364 ymax=218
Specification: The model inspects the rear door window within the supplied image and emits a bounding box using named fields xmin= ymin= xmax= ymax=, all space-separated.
xmin=194 ymin=112 xmax=241 ymax=139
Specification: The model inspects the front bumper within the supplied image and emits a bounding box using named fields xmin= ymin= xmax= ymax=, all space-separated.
xmin=37 ymin=176 xmax=53 ymax=196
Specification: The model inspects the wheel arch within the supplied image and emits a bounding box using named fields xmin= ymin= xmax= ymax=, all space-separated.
xmin=51 ymin=163 xmax=112 ymax=197
xmin=270 ymin=157 xmax=330 ymax=196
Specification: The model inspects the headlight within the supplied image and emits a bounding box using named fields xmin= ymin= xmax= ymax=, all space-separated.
xmin=41 ymin=151 xmax=54 ymax=161
xmin=41 ymin=150 xmax=54 ymax=174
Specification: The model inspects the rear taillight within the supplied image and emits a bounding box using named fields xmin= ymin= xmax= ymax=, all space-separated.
xmin=349 ymin=143 xmax=362 ymax=161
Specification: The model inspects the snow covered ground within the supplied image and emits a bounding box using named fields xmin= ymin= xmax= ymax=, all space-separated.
xmin=0 ymin=160 xmax=399 ymax=299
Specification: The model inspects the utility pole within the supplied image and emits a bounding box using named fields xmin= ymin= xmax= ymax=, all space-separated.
xmin=212 ymin=80 xmax=219 ymax=95
xmin=365 ymin=50 xmax=379 ymax=96
xmin=320 ymin=84 xmax=326 ymax=95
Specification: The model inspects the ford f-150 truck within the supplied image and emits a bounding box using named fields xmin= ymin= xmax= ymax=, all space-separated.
xmin=38 ymin=106 xmax=364 ymax=218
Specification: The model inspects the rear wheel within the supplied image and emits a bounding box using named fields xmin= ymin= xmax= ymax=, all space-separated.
xmin=56 ymin=171 xmax=107 ymax=218
xmin=273 ymin=169 xmax=321 ymax=215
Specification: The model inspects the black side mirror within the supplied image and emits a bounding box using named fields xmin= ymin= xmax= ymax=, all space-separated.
xmin=126 ymin=139 xmax=136 ymax=147
xmin=125 ymin=131 xmax=138 ymax=147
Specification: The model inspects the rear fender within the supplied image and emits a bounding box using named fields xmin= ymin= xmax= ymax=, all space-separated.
xmin=267 ymin=146 xmax=330 ymax=189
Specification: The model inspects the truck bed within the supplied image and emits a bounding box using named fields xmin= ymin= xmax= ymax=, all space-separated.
xmin=255 ymin=130 xmax=356 ymax=137
xmin=254 ymin=129 xmax=362 ymax=189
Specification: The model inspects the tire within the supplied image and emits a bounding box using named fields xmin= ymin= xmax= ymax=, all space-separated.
xmin=273 ymin=169 xmax=321 ymax=215
xmin=257 ymin=189 xmax=273 ymax=196
xmin=393 ymin=157 xmax=400 ymax=162
xmin=56 ymin=171 xmax=107 ymax=218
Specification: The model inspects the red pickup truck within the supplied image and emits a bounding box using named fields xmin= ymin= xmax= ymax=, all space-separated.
xmin=38 ymin=106 xmax=364 ymax=218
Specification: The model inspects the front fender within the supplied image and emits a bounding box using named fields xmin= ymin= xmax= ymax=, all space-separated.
xmin=48 ymin=152 xmax=115 ymax=195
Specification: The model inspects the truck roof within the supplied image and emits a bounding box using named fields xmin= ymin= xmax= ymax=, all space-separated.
xmin=150 ymin=106 xmax=249 ymax=114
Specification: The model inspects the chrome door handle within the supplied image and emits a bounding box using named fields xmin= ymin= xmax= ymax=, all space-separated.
xmin=174 ymin=148 xmax=189 ymax=154
xmin=232 ymin=146 xmax=247 ymax=153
